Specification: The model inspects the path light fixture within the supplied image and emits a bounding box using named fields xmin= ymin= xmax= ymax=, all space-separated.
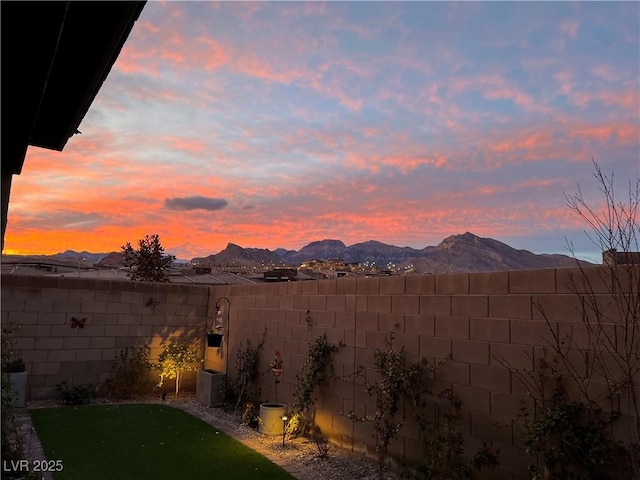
xmin=280 ymin=414 xmax=289 ymax=447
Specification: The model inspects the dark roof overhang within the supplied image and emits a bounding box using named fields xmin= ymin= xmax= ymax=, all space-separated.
xmin=1 ymin=1 xmax=146 ymax=175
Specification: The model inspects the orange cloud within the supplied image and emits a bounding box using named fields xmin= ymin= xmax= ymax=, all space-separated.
xmin=570 ymin=123 xmax=638 ymax=142
xmin=160 ymin=136 xmax=209 ymax=156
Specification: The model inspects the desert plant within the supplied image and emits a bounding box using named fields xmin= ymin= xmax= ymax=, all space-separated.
xmin=56 ymin=381 xmax=95 ymax=405
xmin=289 ymin=334 xmax=341 ymax=437
xmin=121 ymin=233 xmax=176 ymax=282
xmin=154 ymin=341 xmax=202 ymax=398
xmin=106 ymin=345 xmax=153 ymax=399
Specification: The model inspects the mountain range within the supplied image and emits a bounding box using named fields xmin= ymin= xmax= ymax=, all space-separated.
xmin=9 ymin=232 xmax=592 ymax=274
xmin=190 ymin=232 xmax=591 ymax=273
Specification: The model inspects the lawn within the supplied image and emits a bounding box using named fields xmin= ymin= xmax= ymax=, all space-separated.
xmin=29 ymin=404 xmax=296 ymax=480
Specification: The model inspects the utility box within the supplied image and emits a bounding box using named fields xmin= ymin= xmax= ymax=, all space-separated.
xmin=9 ymin=371 xmax=27 ymax=408
xmin=196 ymin=369 xmax=226 ymax=407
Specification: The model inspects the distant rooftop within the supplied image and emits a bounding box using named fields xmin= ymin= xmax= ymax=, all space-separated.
xmin=602 ymin=249 xmax=640 ymax=266
xmin=1 ymin=256 xmax=256 ymax=285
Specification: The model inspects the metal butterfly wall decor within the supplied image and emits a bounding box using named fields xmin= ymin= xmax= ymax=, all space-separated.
xmin=145 ymin=297 xmax=159 ymax=312
xmin=71 ymin=317 xmax=86 ymax=329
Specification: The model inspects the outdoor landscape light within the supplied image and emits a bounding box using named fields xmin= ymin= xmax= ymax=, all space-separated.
xmin=280 ymin=414 xmax=289 ymax=447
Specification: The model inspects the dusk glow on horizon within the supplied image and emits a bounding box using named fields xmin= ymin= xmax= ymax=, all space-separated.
xmin=5 ymin=1 xmax=639 ymax=262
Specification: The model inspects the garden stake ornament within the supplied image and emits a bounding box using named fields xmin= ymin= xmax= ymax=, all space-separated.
xmin=270 ymin=351 xmax=283 ymax=403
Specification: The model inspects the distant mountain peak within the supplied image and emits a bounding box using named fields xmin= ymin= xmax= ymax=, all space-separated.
xmin=54 ymin=250 xmax=110 ymax=263
xmin=191 ymin=242 xmax=285 ymax=267
xmin=306 ymin=239 xmax=346 ymax=248
xmin=274 ymin=232 xmax=588 ymax=273
xmin=5 ymin=231 xmax=591 ymax=276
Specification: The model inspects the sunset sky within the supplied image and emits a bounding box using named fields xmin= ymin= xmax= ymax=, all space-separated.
xmin=5 ymin=1 xmax=639 ymax=262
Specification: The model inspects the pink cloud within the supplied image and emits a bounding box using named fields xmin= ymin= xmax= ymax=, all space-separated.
xmin=572 ymin=87 xmax=640 ymax=112
xmin=360 ymin=127 xmax=380 ymax=139
xmin=488 ymin=130 xmax=555 ymax=154
xmin=559 ymin=19 xmax=580 ymax=40
xmin=591 ymin=64 xmax=623 ymax=83
xmin=194 ymin=37 xmax=230 ymax=71
xmin=569 ymin=122 xmax=638 ymax=142
xmin=160 ymin=136 xmax=209 ymax=156
xmin=115 ymin=26 xmax=230 ymax=77
xmin=445 ymin=75 xmax=544 ymax=113
xmin=234 ymin=52 xmax=300 ymax=84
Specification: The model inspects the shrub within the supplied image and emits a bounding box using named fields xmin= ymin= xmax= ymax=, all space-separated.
xmin=241 ymin=402 xmax=260 ymax=428
xmin=3 ymin=358 xmax=25 ymax=373
xmin=56 ymin=382 xmax=95 ymax=406
xmin=348 ymin=335 xmax=431 ymax=471
xmin=232 ymin=339 xmax=264 ymax=416
xmin=416 ymin=389 xmax=499 ymax=479
xmin=349 ymin=335 xmax=498 ymax=478
xmin=517 ymin=359 xmax=631 ymax=480
xmin=289 ymin=334 xmax=341 ymax=437
xmin=1 ymin=324 xmax=25 ymax=477
xmin=105 ymin=345 xmax=153 ymax=399
xmin=504 ymin=161 xmax=640 ymax=478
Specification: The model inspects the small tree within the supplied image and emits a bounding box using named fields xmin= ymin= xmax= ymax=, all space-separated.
xmin=154 ymin=341 xmax=202 ymax=398
xmin=121 ymin=234 xmax=175 ymax=282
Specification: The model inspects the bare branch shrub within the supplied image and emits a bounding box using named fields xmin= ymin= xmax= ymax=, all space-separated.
xmin=504 ymin=160 xmax=639 ymax=478
xmin=562 ymin=161 xmax=639 ymax=445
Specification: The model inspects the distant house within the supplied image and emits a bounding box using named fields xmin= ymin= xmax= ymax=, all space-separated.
xmin=603 ymin=249 xmax=640 ymax=266
xmin=263 ymin=268 xmax=298 ymax=282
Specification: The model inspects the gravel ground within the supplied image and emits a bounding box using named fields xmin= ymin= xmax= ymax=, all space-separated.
xmin=26 ymin=394 xmax=403 ymax=480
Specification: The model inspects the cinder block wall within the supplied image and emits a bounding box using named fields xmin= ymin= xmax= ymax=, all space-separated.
xmin=207 ymin=266 xmax=636 ymax=480
xmin=1 ymin=275 xmax=212 ymax=399
xmin=2 ymin=266 xmax=635 ymax=479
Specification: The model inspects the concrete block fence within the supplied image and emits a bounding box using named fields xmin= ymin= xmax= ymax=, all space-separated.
xmin=1 ymin=275 xmax=210 ymax=399
xmin=2 ymin=266 xmax=636 ymax=479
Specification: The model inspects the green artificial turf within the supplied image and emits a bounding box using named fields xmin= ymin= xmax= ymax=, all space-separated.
xmin=29 ymin=404 xmax=295 ymax=480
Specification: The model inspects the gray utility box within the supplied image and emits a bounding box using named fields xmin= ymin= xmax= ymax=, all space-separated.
xmin=9 ymin=371 xmax=27 ymax=408
xmin=196 ymin=369 xmax=226 ymax=407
